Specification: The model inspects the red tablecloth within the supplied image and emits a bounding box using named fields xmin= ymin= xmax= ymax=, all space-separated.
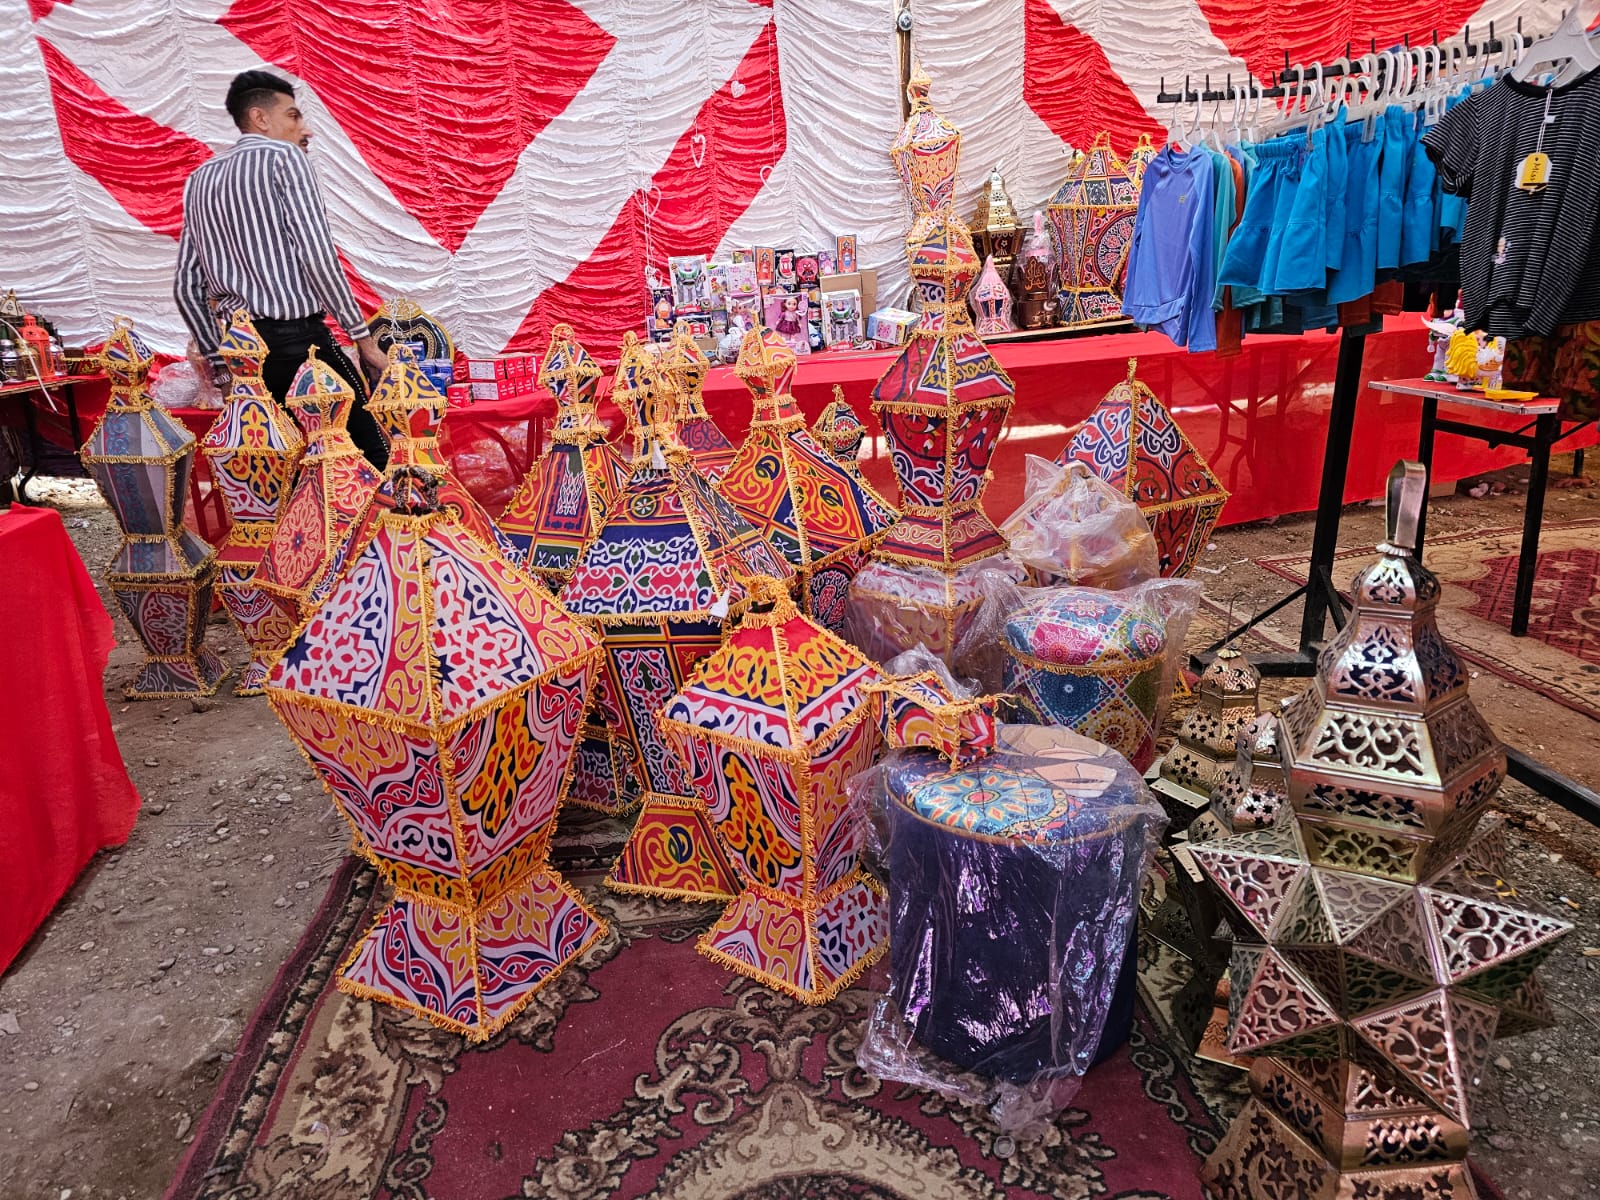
xmin=0 ymin=505 xmax=140 ymax=973
xmin=438 ymin=395 xmax=551 ymax=514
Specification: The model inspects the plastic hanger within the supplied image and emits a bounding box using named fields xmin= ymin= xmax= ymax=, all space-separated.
xmin=1512 ymin=2 xmax=1600 ymax=86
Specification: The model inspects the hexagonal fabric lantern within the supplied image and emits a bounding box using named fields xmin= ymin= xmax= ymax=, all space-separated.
xmin=718 ymin=329 xmax=896 ymax=634
xmin=1192 ymin=464 xmax=1573 ymax=1200
xmin=663 ymin=321 xmax=736 ymax=483
xmin=252 ymin=349 xmax=382 ymax=639
xmin=561 ymin=352 xmax=794 ymax=900
xmin=79 ymin=318 xmax=226 ymax=699
xmin=201 ymin=310 xmax=307 ymax=695
xmin=265 ymin=461 xmax=606 ymax=1041
xmin=499 ymin=324 xmax=629 ymax=585
xmin=1055 ymin=359 xmax=1228 ymax=578
xmin=659 ymin=581 xmax=887 ymax=1002
xmin=1045 ymin=132 xmax=1154 ymax=329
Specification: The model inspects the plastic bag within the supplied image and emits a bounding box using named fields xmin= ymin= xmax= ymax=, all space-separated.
xmin=844 ymin=557 xmax=1028 ymax=693
xmin=1000 ymin=577 xmax=1201 ymax=772
xmin=849 ymin=723 xmax=1167 ymax=1139
xmin=150 ymin=360 xmax=203 ymax=409
xmin=1000 ymin=456 xmax=1159 ymax=588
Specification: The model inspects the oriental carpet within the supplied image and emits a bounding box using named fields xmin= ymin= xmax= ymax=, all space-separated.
xmin=1259 ymin=519 xmax=1600 ymax=723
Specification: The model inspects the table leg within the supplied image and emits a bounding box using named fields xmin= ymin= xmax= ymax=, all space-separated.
xmin=1415 ymin=393 xmax=1437 ymax=557
xmin=1576 ymin=447 xmax=1586 ymax=477
xmin=1510 ymin=414 xmax=1556 ymax=638
xmin=18 ymin=396 xmax=41 ymax=502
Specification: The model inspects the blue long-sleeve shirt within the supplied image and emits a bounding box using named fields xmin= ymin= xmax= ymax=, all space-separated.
xmin=1122 ymin=146 xmax=1218 ymax=352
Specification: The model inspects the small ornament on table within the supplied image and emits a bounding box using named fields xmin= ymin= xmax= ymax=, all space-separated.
xmin=1422 ymin=304 xmax=1465 ymax=382
xmin=1011 ymin=210 xmax=1057 ymax=329
xmin=1476 ymin=333 xmax=1506 ymax=391
xmin=971 ymin=166 xmax=1022 ymax=278
xmin=970 ymin=255 xmax=1013 ymax=336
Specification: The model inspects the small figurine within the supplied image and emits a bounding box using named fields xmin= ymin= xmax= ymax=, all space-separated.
xmin=1477 ymin=334 xmax=1506 ymax=391
xmin=718 ymin=313 xmax=749 ymax=364
xmin=825 ymin=290 xmax=863 ymax=346
xmin=1423 ymin=302 xmax=1465 ymax=382
xmin=1445 ymin=330 xmax=1482 ymax=389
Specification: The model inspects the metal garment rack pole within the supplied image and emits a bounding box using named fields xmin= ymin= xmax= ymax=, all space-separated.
xmin=1193 ymin=328 xmax=1367 ymax=676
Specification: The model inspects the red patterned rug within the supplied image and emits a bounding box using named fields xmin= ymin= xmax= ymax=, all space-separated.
xmin=163 ymin=819 xmax=1505 ymax=1200
xmin=1259 ymin=519 xmax=1600 ymax=722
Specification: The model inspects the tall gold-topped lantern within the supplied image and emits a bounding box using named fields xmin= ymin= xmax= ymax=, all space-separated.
xmin=889 ymin=63 xmax=962 ymax=246
xmin=1193 ymin=463 xmax=1573 ymax=1200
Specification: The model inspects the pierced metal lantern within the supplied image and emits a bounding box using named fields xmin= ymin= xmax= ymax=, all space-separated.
xmin=663 ymin=321 xmax=736 ymax=483
xmin=659 ymin=581 xmax=886 ymax=1002
xmin=499 ymin=323 xmax=629 ymax=586
xmin=79 ymin=317 xmax=226 ymax=699
xmin=1046 ymin=132 xmax=1154 ymax=329
xmin=1192 ymin=463 xmax=1574 ymax=1200
xmin=1056 ymin=358 xmax=1228 ymax=578
xmin=971 ymin=166 xmax=1022 ymax=279
xmin=718 ymin=329 xmax=896 ymax=635
xmin=889 ymin=62 xmax=962 ymax=247
xmin=1151 ymin=646 xmax=1261 ymax=833
xmin=202 ymin=310 xmax=306 ymax=695
xmin=560 ymin=351 xmax=794 ymax=901
xmin=251 ymin=348 xmax=382 ymax=640
xmin=265 ymin=433 xmax=605 ymax=1043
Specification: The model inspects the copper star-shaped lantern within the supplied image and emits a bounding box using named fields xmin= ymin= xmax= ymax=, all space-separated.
xmin=1191 ymin=463 xmax=1573 ymax=1200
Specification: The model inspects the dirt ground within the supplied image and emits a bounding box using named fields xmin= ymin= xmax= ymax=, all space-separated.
xmin=1 ymin=457 xmax=1598 ymax=1200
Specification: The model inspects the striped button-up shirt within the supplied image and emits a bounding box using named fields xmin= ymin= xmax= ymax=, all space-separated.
xmin=174 ymin=134 xmax=369 ymax=362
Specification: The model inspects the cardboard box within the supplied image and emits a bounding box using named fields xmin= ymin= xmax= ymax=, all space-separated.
xmin=821 ymin=269 xmax=878 ymax=322
xmin=446 ymin=383 xmax=473 ymax=408
xmin=469 ymin=380 xmax=503 ymax=401
xmin=867 ymin=306 xmax=918 ymax=346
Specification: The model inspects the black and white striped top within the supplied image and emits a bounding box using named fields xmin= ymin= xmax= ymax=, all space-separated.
xmin=174 ymin=134 xmax=369 ymax=361
xmin=1425 ymin=70 xmax=1600 ymax=339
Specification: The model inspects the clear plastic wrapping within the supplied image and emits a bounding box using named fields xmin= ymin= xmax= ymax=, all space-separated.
xmin=1000 ymin=456 xmax=1159 ymax=588
xmin=1001 ymin=577 xmax=1201 ymax=771
xmin=850 ymin=723 xmax=1167 ymax=1138
xmin=844 ymin=556 xmax=1028 ymax=693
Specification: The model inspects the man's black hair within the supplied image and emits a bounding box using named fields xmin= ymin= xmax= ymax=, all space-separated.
xmin=225 ymin=70 xmax=295 ymax=131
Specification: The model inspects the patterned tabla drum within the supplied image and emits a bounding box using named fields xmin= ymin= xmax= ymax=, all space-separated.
xmin=1002 ymin=588 xmax=1167 ymax=772
xmin=883 ymin=724 xmax=1164 ymax=1082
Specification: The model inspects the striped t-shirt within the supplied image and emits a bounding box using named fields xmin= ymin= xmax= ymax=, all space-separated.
xmin=1425 ymin=71 xmax=1600 ymax=339
xmin=174 ymin=134 xmax=369 ymax=362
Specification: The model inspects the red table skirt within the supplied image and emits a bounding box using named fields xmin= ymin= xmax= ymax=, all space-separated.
xmin=0 ymin=505 xmax=140 ymax=973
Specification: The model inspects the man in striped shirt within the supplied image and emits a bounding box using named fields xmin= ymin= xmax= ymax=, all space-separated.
xmin=174 ymin=70 xmax=387 ymax=466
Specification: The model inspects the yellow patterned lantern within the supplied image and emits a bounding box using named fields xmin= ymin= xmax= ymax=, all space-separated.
xmin=659 ymin=580 xmax=887 ymax=1002
xmin=718 ymin=329 xmax=897 ymax=634
xmin=80 ymin=318 xmax=227 ymax=698
xmin=264 ymin=410 xmax=606 ymax=1041
xmin=1193 ymin=464 xmax=1573 ymax=1200
xmin=663 ymin=321 xmax=736 ymax=482
xmin=202 ymin=311 xmax=307 ymax=695
xmin=889 ymin=62 xmax=962 ymax=247
xmin=560 ymin=350 xmax=795 ymax=900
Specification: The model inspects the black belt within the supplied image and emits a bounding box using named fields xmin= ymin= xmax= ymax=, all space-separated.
xmin=255 ymin=313 xmax=328 ymax=339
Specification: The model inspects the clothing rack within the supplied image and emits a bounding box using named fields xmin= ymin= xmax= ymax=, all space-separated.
xmin=1150 ymin=42 xmax=1600 ymax=823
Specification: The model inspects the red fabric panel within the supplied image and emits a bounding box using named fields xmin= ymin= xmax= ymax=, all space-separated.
xmin=1198 ymin=0 xmax=1486 ymax=86
xmin=0 ymin=505 xmax=140 ymax=974
xmin=221 ymin=0 xmax=615 ymax=255
xmin=27 ymin=0 xmax=63 ymax=20
xmin=36 ymin=39 xmax=213 ymax=238
xmin=698 ymin=322 xmax=1592 ymax=528
xmin=1023 ymin=0 xmax=1163 ymax=155
xmin=502 ymin=21 xmax=787 ymax=360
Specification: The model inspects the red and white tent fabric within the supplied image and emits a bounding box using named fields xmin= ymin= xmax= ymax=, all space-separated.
xmin=4 ymin=0 xmax=1550 ymax=358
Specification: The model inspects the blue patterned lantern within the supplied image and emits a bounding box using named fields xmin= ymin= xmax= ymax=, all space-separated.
xmin=80 ymin=317 xmax=226 ymax=698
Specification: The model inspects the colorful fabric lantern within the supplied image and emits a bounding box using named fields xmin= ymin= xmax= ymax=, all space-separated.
xmin=498 ymin=324 xmax=628 ymax=585
xmin=1046 ymin=132 xmax=1153 ymax=329
xmin=201 ymin=310 xmax=307 ymax=695
xmin=658 ymin=581 xmax=886 ymax=1002
xmin=970 ymin=255 xmax=1014 ymax=336
xmin=1055 ymin=358 xmax=1229 ymax=577
xmin=251 ymin=348 xmax=382 ymax=637
xmin=881 ymin=723 xmax=1163 ymax=1082
xmin=663 ymin=321 xmax=736 ymax=482
xmin=1003 ymin=587 xmax=1169 ymax=773
xmin=264 ymin=443 xmax=606 ymax=1041
xmin=889 ymin=62 xmax=962 ymax=246
xmin=561 ymin=351 xmax=794 ymax=900
xmin=608 ymin=329 xmax=658 ymax=462
xmin=1193 ymin=464 xmax=1573 ymax=1199
xmin=79 ymin=318 xmax=226 ymax=699
xmin=718 ymin=329 xmax=896 ymax=635
xmin=853 ymin=215 xmax=1015 ymax=671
